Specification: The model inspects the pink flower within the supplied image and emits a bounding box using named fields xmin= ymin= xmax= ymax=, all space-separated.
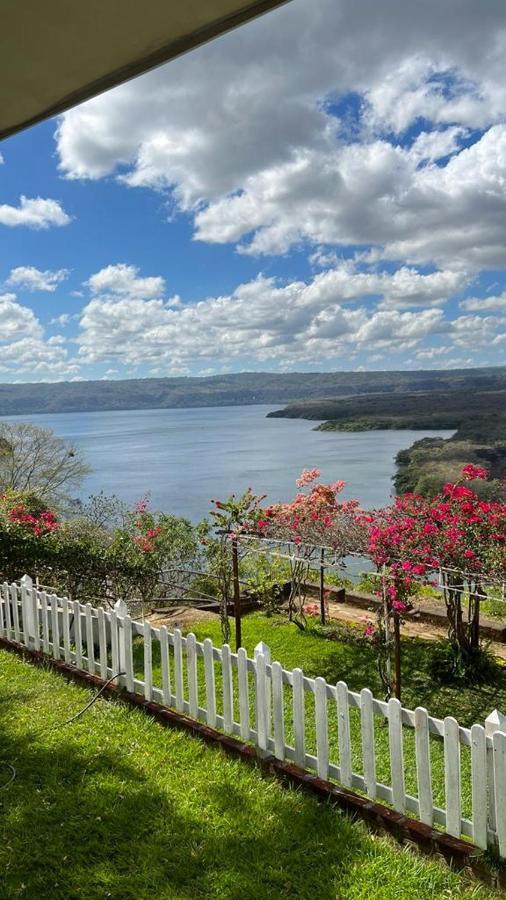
xmin=295 ymin=468 xmax=321 ymax=487
xmin=461 ymin=464 xmax=489 ymax=481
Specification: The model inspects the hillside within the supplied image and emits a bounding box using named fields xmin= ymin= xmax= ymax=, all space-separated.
xmin=0 ymin=367 xmax=505 ymax=416
xmin=268 ymin=386 xmax=506 ymax=496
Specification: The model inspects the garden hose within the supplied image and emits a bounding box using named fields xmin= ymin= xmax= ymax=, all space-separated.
xmin=0 ymin=671 xmax=126 ymax=789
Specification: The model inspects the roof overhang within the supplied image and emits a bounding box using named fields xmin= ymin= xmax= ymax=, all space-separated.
xmin=0 ymin=0 xmax=289 ymax=141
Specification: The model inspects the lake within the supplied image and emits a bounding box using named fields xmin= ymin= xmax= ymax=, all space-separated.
xmin=5 ymin=405 xmax=452 ymax=519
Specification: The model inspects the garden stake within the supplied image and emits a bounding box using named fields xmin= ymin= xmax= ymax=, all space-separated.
xmin=232 ymin=536 xmax=242 ymax=651
xmin=319 ymin=547 xmax=326 ymax=625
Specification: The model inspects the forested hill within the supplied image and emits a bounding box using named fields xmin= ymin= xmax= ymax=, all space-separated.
xmin=0 ymin=367 xmax=505 ymax=416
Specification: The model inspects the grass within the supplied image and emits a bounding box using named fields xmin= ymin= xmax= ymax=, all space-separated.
xmin=0 ymin=650 xmax=490 ymax=899
xmin=129 ymin=613 xmax=506 ymax=828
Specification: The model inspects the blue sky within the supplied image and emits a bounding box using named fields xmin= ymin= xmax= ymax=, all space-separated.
xmin=0 ymin=0 xmax=505 ymax=382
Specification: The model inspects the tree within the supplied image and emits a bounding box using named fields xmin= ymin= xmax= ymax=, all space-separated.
xmin=369 ymin=464 xmax=506 ymax=684
xmin=0 ymin=422 xmax=90 ymax=509
xmin=256 ymin=469 xmax=368 ymax=629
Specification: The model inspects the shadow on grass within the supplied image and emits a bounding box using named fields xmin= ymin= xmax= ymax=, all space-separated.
xmin=0 ymin=663 xmax=378 ymax=900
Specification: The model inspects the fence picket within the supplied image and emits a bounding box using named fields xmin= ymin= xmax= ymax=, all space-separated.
xmin=109 ymin=610 xmax=119 ymax=681
xmin=20 ymin=582 xmax=29 ymax=645
xmin=39 ymin=591 xmax=49 ymax=655
xmin=186 ymin=632 xmax=198 ymax=719
xmin=122 ymin=615 xmax=134 ymax=692
xmin=360 ymin=688 xmax=376 ymax=799
xmin=96 ymin=607 xmax=107 ymax=678
xmin=255 ymin=650 xmax=268 ymax=752
xmin=493 ymin=731 xmax=506 ymax=857
xmin=3 ymin=583 xmax=12 ymax=639
xmin=71 ymin=599 xmax=80 ymax=667
xmin=444 ymin=716 xmax=461 ymax=837
xmin=471 ymin=723 xmax=487 ymax=849
xmin=159 ymin=625 xmax=171 ymax=705
xmin=173 ymin=628 xmax=184 ymax=712
xmin=337 ymin=681 xmax=352 ymax=788
xmin=237 ymin=647 xmax=250 ymax=740
xmin=0 ymin=581 xmax=9 ymax=638
xmin=32 ymin=589 xmax=40 ymax=652
xmin=271 ymin=660 xmax=285 ymax=760
xmin=143 ymin=621 xmax=152 ymax=701
xmin=203 ymin=638 xmax=217 ymax=728
xmin=315 ymin=676 xmax=329 ymax=780
xmin=84 ymin=603 xmax=94 ymax=673
xmin=0 ymin=583 xmax=5 ymax=638
xmin=11 ymin=584 xmax=20 ymax=643
xmin=388 ymin=698 xmax=405 ymax=813
xmin=414 ymin=707 xmax=433 ymax=826
xmin=62 ymin=598 xmax=71 ymax=663
xmin=50 ymin=595 xmax=60 ymax=659
xmin=221 ymin=643 xmax=233 ymax=734
xmin=292 ymin=667 xmax=305 ymax=768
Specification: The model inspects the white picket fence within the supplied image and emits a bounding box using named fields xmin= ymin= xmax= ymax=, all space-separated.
xmin=2 ymin=576 xmax=506 ymax=857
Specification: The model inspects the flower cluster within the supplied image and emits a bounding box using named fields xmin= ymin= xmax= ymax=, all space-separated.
xmin=132 ymin=498 xmax=162 ymax=553
xmin=369 ymin=466 xmax=506 ymax=581
xmin=257 ymin=469 xmax=368 ymax=556
xmin=7 ymin=504 xmax=59 ymax=537
xmin=302 ymin=602 xmax=320 ymax=617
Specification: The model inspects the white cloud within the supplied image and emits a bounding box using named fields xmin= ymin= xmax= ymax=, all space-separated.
xmin=0 ymin=196 xmax=71 ymax=229
xmin=6 ymin=266 xmax=69 ymax=292
xmin=460 ymin=292 xmax=506 ymax=312
xmin=0 ymin=294 xmax=78 ymax=379
xmin=76 ymin=266 xmax=462 ymax=370
xmin=194 ymin=126 xmax=506 ymax=268
xmin=86 ymin=263 xmax=165 ymax=300
xmin=54 ymin=0 xmax=506 ymax=271
xmin=0 ymin=293 xmax=42 ymax=339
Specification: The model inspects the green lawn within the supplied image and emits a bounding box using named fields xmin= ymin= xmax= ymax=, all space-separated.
xmin=131 ymin=613 xmax=506 ymax=828
xmin=0 ymin=649 xmax=489 ymax=899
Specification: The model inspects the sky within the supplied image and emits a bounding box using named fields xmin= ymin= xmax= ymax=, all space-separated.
xmin=0 ymin=0 xmax=505 ymax=383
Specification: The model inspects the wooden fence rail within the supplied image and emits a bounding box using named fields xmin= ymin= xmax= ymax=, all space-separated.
xmin=2 ymin=576 xmax=506 ymax=857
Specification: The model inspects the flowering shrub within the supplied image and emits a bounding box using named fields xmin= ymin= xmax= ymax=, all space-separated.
xmin=257 ymin=471 xmax=367 ymax=555
xmin=368 ymin=465 xmax=506 ymax=684
xmin=255 ymin=470 xmax=367 ymax=629
xmin=0 ymin=490 xmax=198 ymax=608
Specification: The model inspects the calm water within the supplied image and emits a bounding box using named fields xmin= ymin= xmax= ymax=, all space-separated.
xmin=5 ymin=405 xmax=452 ymax=519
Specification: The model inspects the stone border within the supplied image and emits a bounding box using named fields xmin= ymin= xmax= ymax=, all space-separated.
xmin=301 ymin=582 xmax=506 ymax=642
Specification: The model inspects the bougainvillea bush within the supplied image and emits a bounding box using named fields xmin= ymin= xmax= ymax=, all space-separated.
xmin=368 ymin=464 xmax=506 ymax=682
xmin=0 ymin=491 xmax=198 ymax=608
xmin=254 ymin=470 xmax=368 ymax=628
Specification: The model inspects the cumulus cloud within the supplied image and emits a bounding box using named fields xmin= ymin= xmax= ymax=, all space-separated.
xmin=460 ymin=292 xmax=506 ymax=312
xmin=0 ymin=196 xmax=71 ymax=229
xmin=76 ymin=266 xmax=463 ymax=370
xmin=0 ymin=293 xmax=78 ymax=379
xmin=55 ymin=0 xmax=506 ymax=271
xmin=6 ymin=266 xmax=69 ymax=292
xmin=86 ymin=263 xmax=166 ymax=301
xmin=0 ymin=293 xmax=42 ymax=339
xmin=194 ymin=126 xmax=506 ymax=267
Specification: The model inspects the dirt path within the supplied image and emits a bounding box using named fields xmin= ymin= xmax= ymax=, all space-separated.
xmin=326 ymin=599 xmax=506 ymax=661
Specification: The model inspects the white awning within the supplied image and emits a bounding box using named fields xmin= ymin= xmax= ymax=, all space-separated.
xmin=0 ymin=0 xmax=289 ymax=140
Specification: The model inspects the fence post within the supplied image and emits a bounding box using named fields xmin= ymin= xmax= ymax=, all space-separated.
xmin=485 ymin=709 xmax=506 ymax=836
xmin=114 ymin=599 xmax=129 ymax=689
xmin=255 ymin=640 xmax=272 ymax=750
xmin=20 ymin=574 xmax=35 ymax=647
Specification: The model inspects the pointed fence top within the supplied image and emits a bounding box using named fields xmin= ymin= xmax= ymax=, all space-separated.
xmin=254 ymin=640 xmax=271 ymax=661
xmin=485 ymin=709 xmax=506 ymax=736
